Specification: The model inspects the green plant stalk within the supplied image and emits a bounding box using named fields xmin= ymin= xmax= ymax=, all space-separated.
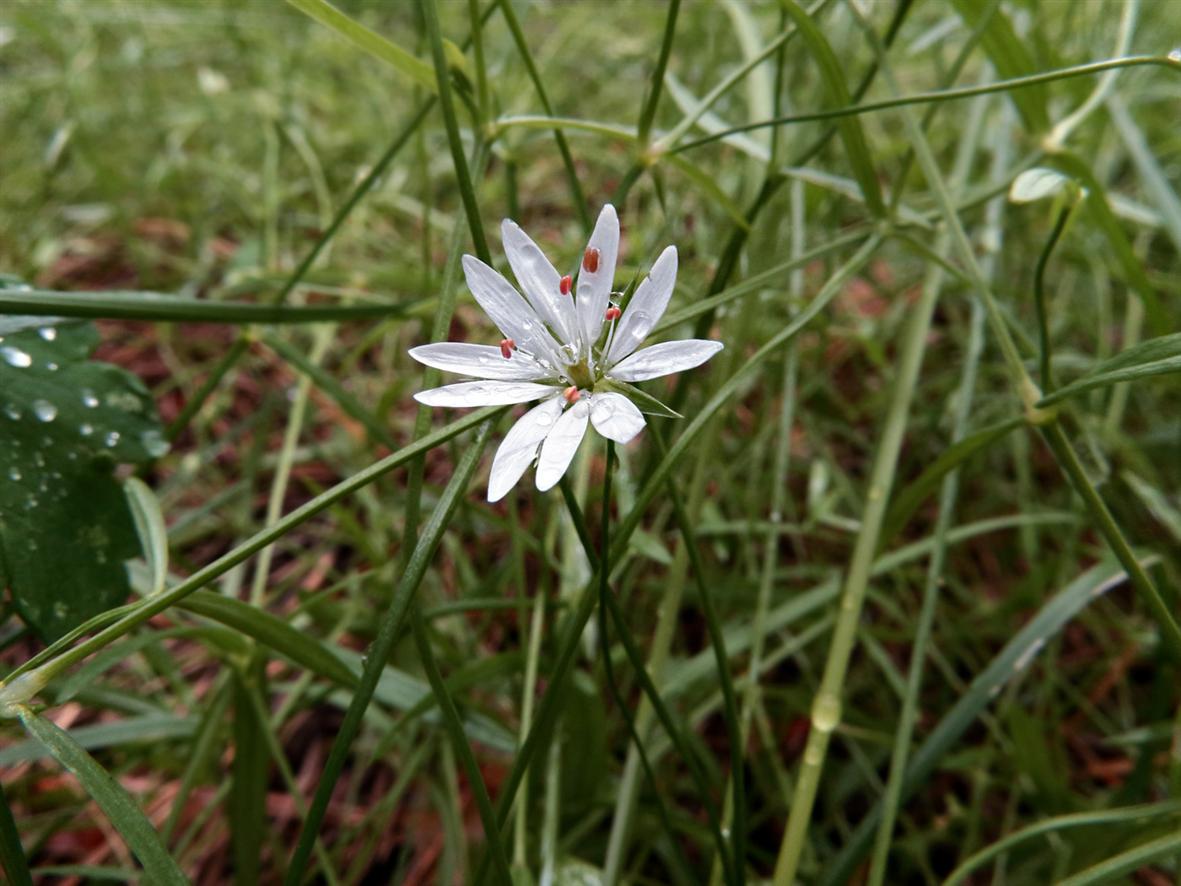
xmin=591 ymin=448 xmax=696 ymax=879
xmin=511 ymin=591 xmax=545 ymax=868
xmin=867 ymin=91 xmax=1001 ymax=884
xmin=495 ymin=0 xmax=589 ymax=232
xmin=420 ymin=0 xmax=490 ymax=263
xmin=1041 ymin=421 xmax=1181 ymax=660
xmin=0 ymin=291 xmax=416 ymax=323
xmin=284 ymin=421 xmax=492 ymax=882
xmin=0 ymin=407 xmax=503 ymax=699
xmin=466 ymin=0 xmax=489 ymax=122
xmin=410 ymin=605 xmax=512 ymax=884
xmin=637 ymin=0 xmax=682 ymax=145
xmin=557 ymin=475 xmax=736 ymax=885
xmin=771 ymin=230 xmax=946 ymax=886
xmin=672 ymin=54 xmax=1180 ymax=154
xmin=1032 ymin=204 xmax=1075 ymax=391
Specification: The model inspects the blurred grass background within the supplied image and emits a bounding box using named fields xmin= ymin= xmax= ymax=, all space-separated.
xmin=2 ymin=0 xmax=1181 ymax=883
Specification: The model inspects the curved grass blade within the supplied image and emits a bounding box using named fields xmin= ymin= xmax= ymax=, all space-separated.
xmin=819 ymin=558 xmax=1148 ymax=886
xmin=0 ymin=781 xmax=32 ymax=886
xmin=124 ymin=478 xmax=168 ymax=598
xmin=285 ymin=0 xmax=435 ymax=92
xmin=17 ymin=708 xmax=189 ymax=885
xmin=1059 ymin=831 xmax=1181 ymax=885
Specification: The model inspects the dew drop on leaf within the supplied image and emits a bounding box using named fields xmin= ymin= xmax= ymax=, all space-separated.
xmin=1 ymin=346 xmax=32 ymax=368
xmin=81 ymin=389 xmax=99 ymax=408
xmin=80 ymin=423 xmax=94 ymax=436
xmin=38 ymin=327 xmax=57 ymax=342
xmin=4 ymin=403 xmax=21 ymax=420
xmin=105 ymin=430 xmax=121 ymax=447
xmin=7 ymin=466 xmax=21 ymax=481
xmin=32 ymin=400 xmax=58 ymax=422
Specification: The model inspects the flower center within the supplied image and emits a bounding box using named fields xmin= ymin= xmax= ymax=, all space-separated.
xmin=566 ymin=359 xmax=595 ymax=389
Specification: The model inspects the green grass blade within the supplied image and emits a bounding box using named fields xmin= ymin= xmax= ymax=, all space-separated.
xmin=230 ymin=662 xmax=269 ymax=885
xmin=178 ymin=592 xmax=357 ymax=688
xmin=285 ymin=0 xmax=435 ymax=92
xmin=1058 ymin=830 xmax=1181 ymax=885
xmin=17 ymin=708 xmax=189 ymax=885
xmin=124 ymin=478 xmax=168 ymax=598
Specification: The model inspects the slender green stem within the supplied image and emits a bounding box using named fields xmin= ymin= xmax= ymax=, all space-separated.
xmin=637 ymin=0 xmax=682 ymax=145
xmin=1032 ymin=204 xmax=1074 ymax=391
xmin=165 ymin=338 xmax=250 ymax=441
xmin=283 ymin=421 xmax=493 ymax=882
xmin=590 ymin=448 xmax=694 ymax=880
xmin=0 ymin=290 xmax=418 ymax=323
xmin=420 ymin=0 xmax=490 ymax=263
xmin=672 ymin=54 xmax=1180 ymax=155
xmin=496 ymin=0 xmax=590 ymax=232
xmin=411 ymin=605 xmax=512 ymax=884
xmin=467 ymin=0 xmax=489 ymax=122
xmin=652 ymin=428 xmax=746 ymax=885
xmin=1040 ymin=422 xmax=1181 ymax=662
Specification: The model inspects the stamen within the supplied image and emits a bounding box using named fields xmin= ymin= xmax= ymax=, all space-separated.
xmin=563 ymin=385 xmax=581 ymax=404
xmin=582 ymin=247 xmax=600 ymax=273
xmin=560 ymin=274 xmax=572 ymax=295
xmin=499 ymin=338 xmax=516 ymax=359
xmin=604 ymin=305 xmax=622 ymax=322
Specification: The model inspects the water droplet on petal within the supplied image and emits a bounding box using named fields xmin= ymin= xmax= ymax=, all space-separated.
xmin=1 ymin=346 xmax=32 ymax=368
xmin=32 ymin=400 xmax=57 ymax=422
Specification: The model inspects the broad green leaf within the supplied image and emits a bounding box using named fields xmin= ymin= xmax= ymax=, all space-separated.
xmin=285 ymin=0 xmax=436 ymax=93
xmin=17 ymin=709 xmax=189 ymax=885
xmin=0 ymin=310 xmax=166 ymax=641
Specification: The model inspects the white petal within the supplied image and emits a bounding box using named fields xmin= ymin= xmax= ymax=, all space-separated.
xmin=609 ymin=339 xmax=724 ymax=382
xmin=414 ymin=381 xmax=556 ymax=407
xmin=501 ymin=219 xmax=577 ymax=342
xmin=409 ymin=343 xmax=552 ymax=381
xmin=589 ymin=392 xmax=646 ymax=444
xmin=462 ymin=255 xmax=564 ymax=366
xmin=576 ymin=204 xmax=620 ymax=351
xmin=606 ymin=245 xmax=677 ymax=365
xmin=487 ymin=396 xmax=565 ymax=502
xmin=535 ymin=399 xmax=590 ymax=491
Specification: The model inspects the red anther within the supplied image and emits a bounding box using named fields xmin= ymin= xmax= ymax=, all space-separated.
xmin=563 ymin=385 xmax=581 ymax=404
xmin=559 ymin=274 xmax=572 ymax=295
xmin=499 ymin=338 xmax=516 ymax=359
xmin=604 ymin=305 xmax=622 ymax=322
xmin=582 ymin=247 xmax=600 ymax=273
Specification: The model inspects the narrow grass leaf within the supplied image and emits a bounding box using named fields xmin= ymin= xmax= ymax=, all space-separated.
xmin=230 ymin=662 xmax=268 ymax=885
xmin=0 ymin=781 xmax=32 ymax=886
xmin=124 ymin=478 xmax=168 ymax=597
xmin=17 ymin=709 xmax=189 ymax=885
xmin=285 ymin=0 xmax=435 ymax=92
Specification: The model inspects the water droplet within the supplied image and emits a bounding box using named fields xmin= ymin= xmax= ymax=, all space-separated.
xmin=141 ymin=430 xmax=169 ymax=457
xmin=46 ymin=362 xmax=58 ymax=371
xmin=4 ymin=403 xmax=21 ymax=420
xmin=25 ymin=496 xmax=39 ymax=510
xmin=53 ymin=601 xmax=68 ymax=618
xmin=105 ymin=430 xmax=121 ymax=447
xmin=1171 ymin=47 xmax=1181 ymax=63
xmin=33 ymin=452 xmax=45 ymax=468
xmin=38 ymin=326 xmax=57 ymax=342
xmin=81 ymin=389 xmax=99 ymax=408
xmin=536 ymin=412 xmax=553 ymax=427
xmin=1 ymin=346 xmax=32 ymax=368
xmin=80 ymin=423 xmax=94 ymax=436
xmin=32 ymin=400 xmax=57 ymax=422
xmin=7 ymin=466 xmax=21 ymax=481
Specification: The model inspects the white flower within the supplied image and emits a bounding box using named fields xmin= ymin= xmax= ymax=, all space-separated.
xmin=410 ymin=204 xmax=724 ymax=502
